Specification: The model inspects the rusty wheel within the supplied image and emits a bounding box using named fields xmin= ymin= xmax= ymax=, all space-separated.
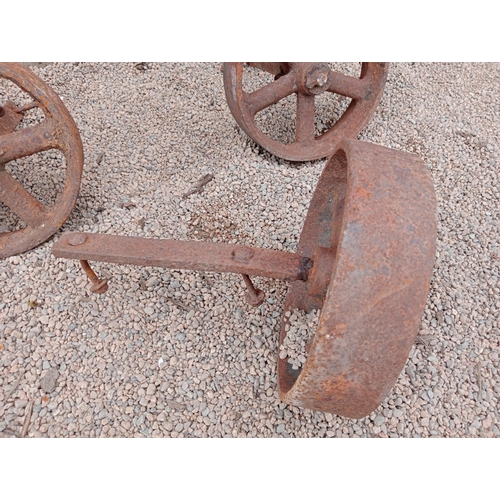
xmin=278 ymin=139 xmax=436 ymax=418
xmin=223 ymin=62 xmax=389 ymax=162
xmin=0 ymin=63 xmax=83 ymax=258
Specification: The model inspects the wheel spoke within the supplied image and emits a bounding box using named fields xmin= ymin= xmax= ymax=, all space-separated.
xmin=295 ymin=93 xmax=316 ymax=144
xmin=17 ymin=101 xmax=39 ymax=113
xmin=327 ymin=71 xmax=370 ymax=100
xmin=245 ymin=71 xmax=297 ymax=116
xmin=0 ymin=101 xmax=23 ymax=135
xmin=247 ymin=62 xmax=289 ymax=76
xmin=0 ymin=169 xmax=48 ymax=226
xmin=0 ymin=120 xmax=58 ymax=164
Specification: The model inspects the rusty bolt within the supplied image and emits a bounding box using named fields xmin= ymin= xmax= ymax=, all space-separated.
xmin=242 ymin=274 xmax=265 ymax=307
xmin=294 ymin=62 xmax=332 ymax=95
xmin=68 ymin=234 xmax=87 ymax=246
xmin=79 ymin=260 xmax=108 ymax=294
xmin=90 ymin=280 xmax=109 ymax=294
xmin=306 ymin=70 xmax=329 ymax=90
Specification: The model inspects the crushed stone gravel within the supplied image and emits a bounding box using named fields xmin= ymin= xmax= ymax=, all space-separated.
xmin=280 ymin=309 xmax=319 ymax=370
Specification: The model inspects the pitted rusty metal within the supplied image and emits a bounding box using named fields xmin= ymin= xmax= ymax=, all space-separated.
xmin=223 ymin=62 xmax=389 ymax=161
xmin=278 ymin=139 xmax=437 ymax=418
xmin=53 ymin=234 xmax=312 ymax=283
xmin=0 ymin=102 xmax=23 ymax=136
xmin=0 ymin=63 xmax=83 ymax=258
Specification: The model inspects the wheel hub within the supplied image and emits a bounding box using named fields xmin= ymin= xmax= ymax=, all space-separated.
xmin=293 ymin=62 xmax=332 ymax=96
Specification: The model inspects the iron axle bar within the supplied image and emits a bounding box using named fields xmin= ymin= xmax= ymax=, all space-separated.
xmin=53 ymin=232 xmax=313 ymax=282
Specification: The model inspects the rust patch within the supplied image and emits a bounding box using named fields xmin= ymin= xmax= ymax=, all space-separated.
xmin=355 ymin=186 xmax=372 ymax=199
xmin=231 ymin=247 xmax=254 ymax=264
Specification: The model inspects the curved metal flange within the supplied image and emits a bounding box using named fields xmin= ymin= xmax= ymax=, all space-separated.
xmin=223 ymin=62 xmax=389 ymax=162
xmin=278 ymin=139 xmax=437 ymax=418
xmin=0 ymin=63 xmax=83 ymax=258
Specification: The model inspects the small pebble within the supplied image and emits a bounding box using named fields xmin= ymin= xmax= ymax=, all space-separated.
xmin=40 ymin=368 xmax=59 ymax=394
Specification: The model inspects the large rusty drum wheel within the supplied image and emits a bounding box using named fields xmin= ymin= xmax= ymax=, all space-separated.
xmin=278 ymin=139 xmax=436 ymax=418
xmin=0 ymin=63 xmax=83 ymax=258
xmin=223 ymin=62 xmax=389 ymax=162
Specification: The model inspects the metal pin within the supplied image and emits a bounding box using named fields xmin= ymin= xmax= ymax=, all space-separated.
xmin=241 ymin=274 xmax=265 ymax=307
xmin=80 ymin=260 xmax=108 ymax=294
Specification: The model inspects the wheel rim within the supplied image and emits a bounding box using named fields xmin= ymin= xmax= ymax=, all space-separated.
xmin=223 ymin=62 xmax=389 ymax=161
xmin=0 ymin=63 xmax=83 ymax=258
xmin=278 ymin=139 xmax=436 ymax=418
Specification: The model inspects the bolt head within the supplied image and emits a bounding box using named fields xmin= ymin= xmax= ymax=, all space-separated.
xmin=306 ymin=71 xmax=329 ymax=89
xmin=298 ymin=63 xmax=332 ymax=95
xmin=90 ymin=279 xmax=108 ymax=294
xmin=67 ymin=234 xmax=87 ymax=246
xmin=245 ymin=288 xmax=265 ymax=307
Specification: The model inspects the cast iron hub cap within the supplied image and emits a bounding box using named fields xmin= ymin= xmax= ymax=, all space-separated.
xmin=295 ymin=62 xmax=332 ymax=96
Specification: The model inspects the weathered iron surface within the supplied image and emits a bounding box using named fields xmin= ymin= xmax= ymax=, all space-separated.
xmin=0 ymin=62 xmax=83 ymax=258
xmin=278 ymin=139 xmax=437 ymax=418
xmin=52 ymin=233 xmax=313 ymax=282
xmin=247 ymin=62 xmax=290 ymax=77
xmin=0 ymin=102 xmax=23 ymax=135
xmin=223 ymin=62 xmax=389 ymax=161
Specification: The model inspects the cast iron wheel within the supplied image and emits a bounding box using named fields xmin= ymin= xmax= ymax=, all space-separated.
xmin=223 ymin=62 xmax=389 ymax=162
xmin=0 ymin=63 xmax=83 ymax=258
xmin=278 ymin=139 xmax=436 ymax=418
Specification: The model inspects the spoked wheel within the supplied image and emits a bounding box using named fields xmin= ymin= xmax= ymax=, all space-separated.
xmin=0 ymin=63 xmax=83 ymax=258
xmin=223 ymin=62 xmax=389 ymax=161
xmin=278 ymin=139 xmax=436 ymax=418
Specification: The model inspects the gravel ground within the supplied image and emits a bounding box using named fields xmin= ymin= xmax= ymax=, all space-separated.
xmin=280 ymin=309 xmax=320 ymax=370
xmin=0 ymin=62 xmax=499 ymax=438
